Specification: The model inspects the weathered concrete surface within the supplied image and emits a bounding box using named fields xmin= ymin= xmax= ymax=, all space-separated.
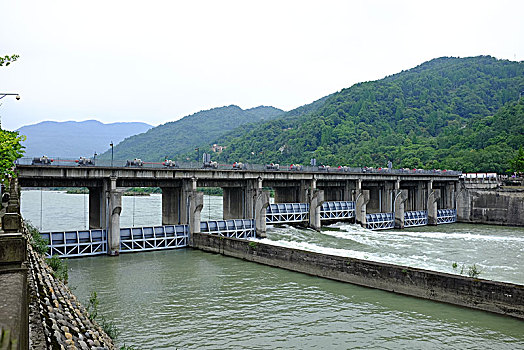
xmin=0 ymin=232 xmax=28 ymax=350
xmin=457 ymin=187 xmax=524 ymax=227
xmin=193 ymin=233 xmax=524 ymax=319
xmin=0 ymin=268 xmax=28 ymax=350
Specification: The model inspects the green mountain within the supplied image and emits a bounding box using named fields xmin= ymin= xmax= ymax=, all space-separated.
xmin=101 ymin=105 xmax=284 ymax=161
xmin=215 ymin=56 xmax=523 ymax=173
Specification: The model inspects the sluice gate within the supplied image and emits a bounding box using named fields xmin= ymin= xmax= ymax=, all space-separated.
xmin=120 ymin=225 xmax=189 ymax=253
xmin=41 ymin=220 xmax=257 ymax=258
xmin=200 ymin=219 xmax=256 ymax=239
xmin=404 ymin=211 xmax=428 ymax=227
xmin=437 ymin=209 xmax=457 ymax=224
xmin=365 ymin=213 xmax=395 ymax=230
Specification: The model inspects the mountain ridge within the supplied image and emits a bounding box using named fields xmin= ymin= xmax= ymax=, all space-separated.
xmin=17 ymin=120 xmax=153 ymax=158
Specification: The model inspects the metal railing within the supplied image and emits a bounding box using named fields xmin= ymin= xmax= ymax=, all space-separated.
xmin=404 ymin=210 xmax=428 ymax=227
xmin=200 ymin=219 xmax=256 ymax=239
xmin=41 ymin=229 xmax=107 ymax=258
xmin=15 ymin=157 xmax=462 ymax=176
xmin=266 ymin=203 xmax=309 ymax=224
xmin=437 ymin=209 xmax=457 ymax=224
xmin=119 ymin=225 xmax=189 ymax=252
xmin=365 ymin=212 xmax=394 ymax=230
xmin=320 ymin=201 xmax=355 ymax=220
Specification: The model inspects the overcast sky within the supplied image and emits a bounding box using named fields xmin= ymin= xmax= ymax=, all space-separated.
xmin=1 ymin=0 xmax=523 ymax=130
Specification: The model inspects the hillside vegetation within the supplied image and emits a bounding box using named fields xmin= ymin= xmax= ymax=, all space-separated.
xmin=101 ymin=105 xmax=283 ymax=161
xmin=215 ymin=56 xmax=523 ymax=173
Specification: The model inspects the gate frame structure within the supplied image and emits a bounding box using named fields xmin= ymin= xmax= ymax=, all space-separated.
xmin=119 ymin=225 xmax=189 ymax=253
xmin=404 ymin=210 xmax=428 ymax=228
xmin=320 ymin=201 xmax=355 ymax=221
xmin=365 ymin=212 xmax=395 ymax=230
xmin=437 ymin=209 xmax=457 ymax=224
xmin=200 ymin=219 xmax=256 ymax=239
xmin=266 ymin=203 xmax=309 ymax=224
xmin=40 ymin=229 xmax=107 ymax=258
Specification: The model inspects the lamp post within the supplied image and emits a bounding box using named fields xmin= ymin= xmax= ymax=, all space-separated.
xmin=0 ymin=93 xmax=20 ymax=128
xmin=0 ymin=93 xmax=20 ymax=101
xmin=195 ymin=147 xmax=199 ymax=162
xmin=110 ymin=142 xmax=114 ymax=167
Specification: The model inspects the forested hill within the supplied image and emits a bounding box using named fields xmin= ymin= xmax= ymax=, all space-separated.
xmin=101 ymin=105 xmax=284 ymax=161
xmin=215 ymin=56 xmax=523 ymax=173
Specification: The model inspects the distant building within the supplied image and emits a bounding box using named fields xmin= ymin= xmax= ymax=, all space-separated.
xmin=211 ymin=144 xmax=226 ymax=153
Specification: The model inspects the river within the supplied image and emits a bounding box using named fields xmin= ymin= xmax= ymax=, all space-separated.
xmin=21 ymin=190 xmax=524 ymax=349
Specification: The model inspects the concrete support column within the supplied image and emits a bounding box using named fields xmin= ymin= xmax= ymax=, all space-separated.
xmin=394 ymin=189 xmax=408 ymax=229
xmin=188 ymin=191 xmax=203 ymax=235
xmin=344 ymin=180 xmax=353 ymax=201
xmin=107 ymin=177 xmax=122 ymax=256
xmin=308 ymin=189 xmax=324 ymax=231
xmin=274 ymin=186 xmax=299 ymax=203
xmin=382 ymin=182 xmax=394 ymax=213
xmin=367 ymin=187 xmax=380 ymax=214
xmin=161 ymin=187 xmax=182 ymax=225
xmin=355 ymin=190 xmax=370 ymax=226
xmin=88 ymin=187 xmax=106 ymax=229
xmin=223 ymin=187 xmax=246 ymax=219
xmin=445 ymin=183 xmax=455 ymax=209
xmin=254 ymin=189 xmax=271 ymax=238
xmin=427 ymin=180 xmax=440 ymax=225
xmin=298 ymin=180 xmax=309 ymax=203
xmin=416 ymin=182 xmax=426 ymax=210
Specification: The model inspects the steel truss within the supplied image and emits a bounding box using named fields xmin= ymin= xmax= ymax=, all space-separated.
xmin=404 ymin=210 xmax=428 ymax=227
xmin=41 ymin=229 xmax=107 ymax=258
xmin=119 ymin=225 xmax=189 ymax=252
xmin=320 ymin=201 xmax=355 ymax=221
xmin=200 ymin=219 xmax=256 ymax=239
xmin=365 ymin=212 xmax=394 ymax=230
xmin=437 ymin=209 xmax=457 ymax=224
xmin=266 ymin=203 xmax=309 ymax=224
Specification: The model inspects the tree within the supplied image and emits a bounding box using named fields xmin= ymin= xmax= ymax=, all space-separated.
xmin=509 ymin=146 xmax=524 ymax=175
xmin=0 ymin=129 xmax=25 ymax=183
xmin=0 ymin=54 xmax=19 ymax=67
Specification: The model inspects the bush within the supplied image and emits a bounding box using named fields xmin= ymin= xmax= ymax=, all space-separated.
xmin=46 ymin=255 xmax=68 ymax=283
xmin=26 ymin=221 xmax=49 ymax=256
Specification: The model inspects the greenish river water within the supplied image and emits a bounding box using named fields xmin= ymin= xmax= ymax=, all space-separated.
xmin=21 ymin=190 xmax=524 ymax=349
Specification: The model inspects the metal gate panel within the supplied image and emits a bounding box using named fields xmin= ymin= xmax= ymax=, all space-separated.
xmin=365 ymin=212 xmax=394 ymax=230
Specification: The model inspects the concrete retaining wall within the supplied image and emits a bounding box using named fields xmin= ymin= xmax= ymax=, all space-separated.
xmin=457 ymin=187 xmax=524 ymax=226
xmin=193 ymin=233 xmax=524 ymax=319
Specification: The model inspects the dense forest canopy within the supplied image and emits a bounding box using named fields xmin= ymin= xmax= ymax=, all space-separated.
xmin=214 ymin=56 xmax=523 ymax=173
xmin=101 ymin=105 xmax=283 ymax=161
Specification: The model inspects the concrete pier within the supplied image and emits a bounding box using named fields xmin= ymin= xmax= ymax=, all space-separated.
xmin=108 ymin=177 xmax=122 ymax=255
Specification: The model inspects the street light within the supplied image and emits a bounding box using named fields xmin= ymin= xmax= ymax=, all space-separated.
xmin=0 ymin=93 xmax=20 ymax=100
xmin=195 ymin=147 xmax=199 ymax=162
xmin=0 ymin=93 xmax=21 ymax=128
xmin=110 ymin=142 xmax=114 ymax=167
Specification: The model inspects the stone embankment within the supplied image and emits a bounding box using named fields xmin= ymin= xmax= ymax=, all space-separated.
xmin=27 ymin=234 xmax=115 ymax=350
xmin=193 ymin=232 xmax=524 ymax=319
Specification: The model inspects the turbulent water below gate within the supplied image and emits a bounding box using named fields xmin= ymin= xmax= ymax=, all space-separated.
xmin=21 ymin=190 xmax=524 ymax=349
